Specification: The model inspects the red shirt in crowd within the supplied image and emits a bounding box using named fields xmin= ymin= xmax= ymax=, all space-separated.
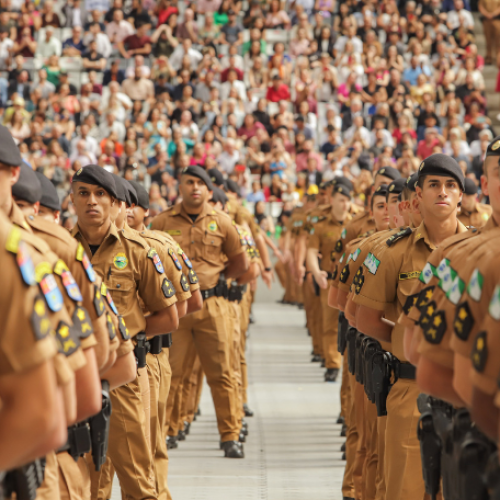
xmin=266 ymin=83 xmax=290 ymax=103
xmin=123 ymin=34 xmax=151 ymax=50
xmin=416 ymin=138 xmax=440 ymax=159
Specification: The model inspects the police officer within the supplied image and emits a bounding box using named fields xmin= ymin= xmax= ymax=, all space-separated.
xmin=34 ymin=171 xmax=62 ymax=223
xmin=150 ymin=166 xmax=248 ymax=458
xmin=457 ymin=177 xmax=493 ymax=228
xmin=307 ymin=178 xmax=353 ymax=382
xmin=71 ymin=165 xmax=179 ymax=500
xmin=352 ymin=154 xmax=466 ymax=500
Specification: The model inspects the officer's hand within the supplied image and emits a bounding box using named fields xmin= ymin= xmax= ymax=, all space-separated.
xmin=306 ymin=272 xmax=314 ymax=293
xmin=262 ymin=269 xmax=274 ymax=289
xmin=296 ymin=264 xmax=306 ymax=286
xmin=315 ymin=271 xmax=328 ymax=290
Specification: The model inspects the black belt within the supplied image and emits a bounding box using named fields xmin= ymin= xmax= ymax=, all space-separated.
xmin=200 ymin=281 xmax=228 ymax=300
xmin=228 ymin=283 xmax=247 ymax=302
xmin=394 ymin=360 xmax=416 ymax=380
xmin=162 ymin=333 xmax=173 ymax=348
xmin=134 ymin=332 xmax=148 ymax=368
xmin=326 ymin=272 xmax=335 ymax=280
xmin=149 ymin=336 xmax=163 ymax=355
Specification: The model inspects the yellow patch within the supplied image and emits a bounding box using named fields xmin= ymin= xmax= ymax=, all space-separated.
xmin=492 ymin=140 xmax=500 ymax=151
xmin=5 ymin=225 xmax=21 ymax=253
xmin=113 ymin=253 xmax=128 ymax=270
xmin=399 ymin=271 xmax=421 ymax=281
xmin=53 ymin=259 xmax=69 ymax=275
xmin=208 ymin=221 xmax=218 ymax=232
xmin=167 ymin=230 xmax=181 ymax=236
xmin=35 ymin=262 xmax=53 ymax=283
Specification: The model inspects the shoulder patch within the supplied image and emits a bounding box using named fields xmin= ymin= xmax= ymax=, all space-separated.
xmin=188 ymin=268 xmax=198 ymax=284
xmin=35 ymin=263 xmax=64 ymax=312
xmin=467 ymin=269 xmax=483 ymax=302
xmin=471 ymin=331 xmax=487 ymax=372
xmin=453 ymin=301 xmax=474 ymax=340
xmin=402 ymin=293 xmax=419 ymax=315
xmin=489 ymin=285 xmax=500 ymax=320
xmin=55 ymin=320 xmax=80 ymax=357
xmin=54 ymin=260 xmax=83 ymax=302
xmin=101 ymin=283 xmax=118 ymax=315
xmin=76 ymin=243 xmax=96 ymax=282
xmin=72 ymin=305 xmax=94 ymax=339
xmin=148 ymin=248 xmax=165 ymax=274
xmin=416 ymin=286 xmax=435 ymax=311
xmin=180 ymin=273 xmax=190 ymax=292
xmin=339 ymin=264 xmax=350 ymax=284
xmin=363 ymin=252 xmax=380 ymax=275
xmin=446 ymin=275 xmax=465 ymax=305
xmin=418 ymin=301 xmax=436 ymax=329
xmin=422 ymin=310 xmax=446 ymax=345
xmin=93 ymin=284 xmax=105 ymax=317
xmin=335 ymin=239 xmax=343 ymax=252
xmin=386 ymin=227 xmax=412 ymax=247
xmin=31 ymin=295 xmax=53 ymax=340
xmin=105 ymin=313 xmax=116 ymax=340
xmin=167 ymin=247 xmax=182 ymax=271
xmin=353 ymin=267 xmax=364 ymax=295
xmin=419 ymin=262 xmax=436 ymax=284
xmin=161 ymin=278 xmax=176 ymax=298
xmin=117 ymin=315 xmax=130 ymax=340
xmin=16 ymin=241 xmax=36 ymax=286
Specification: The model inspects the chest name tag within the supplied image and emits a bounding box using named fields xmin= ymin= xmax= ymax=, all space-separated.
xmin=148 ymin=248 xmax=165 ymax=273
xmin=167 ymin=230 xmax=181 ymax=236
xmin=76 ymin=243 xmax=96 ymax=283
xmin=168 ymin=247 xmax=182 ymax=271
xmin=399 ymin=271 xmax=421 ymax=281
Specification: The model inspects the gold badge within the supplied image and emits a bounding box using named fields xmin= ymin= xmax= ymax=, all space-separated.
xmin=420 ymin=161 xmax=425 ymax=171
xmin=76 ymin=168 xmax=83 ymax=175
xmin=208 ymin=221 xmax=218 ymax=232
xmin=113 ymin=253 xmax=128 ymax=270
xmin=492 ymin=140 xmax=500 ymax=151
xmin=379 ymin=168 xmax=385 ymax=175
xmin=389 ymin=184 xmax=394 ymax=192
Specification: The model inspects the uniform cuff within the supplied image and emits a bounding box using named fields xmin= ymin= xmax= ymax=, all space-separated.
xmin=352 ymin=292 xmax=387 ymax=312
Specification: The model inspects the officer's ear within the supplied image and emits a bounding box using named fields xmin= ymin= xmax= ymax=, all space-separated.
xmin=144 ymin=209 xmax=150 ymax=218
xmin=110 ymin=196 xmax=115 ymax=206
xmin=480 ymin=174 xmax=489 ymax=198
xmin=10 ymin=165 xmax=20 ymax=186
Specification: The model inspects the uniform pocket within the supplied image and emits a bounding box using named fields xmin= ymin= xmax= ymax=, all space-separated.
xmin=203 ymin=234 xmax=224 ymax=260
xmin=106 ymin=275 xmax=133 ymax=313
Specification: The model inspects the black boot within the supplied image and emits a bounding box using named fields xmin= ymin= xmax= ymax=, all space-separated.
xmin=336 ymin=415 xmax=345 ymax=424
xmin=166 ymin=435 xmax=178 ymax=449
xmin=340 ymin=423 xmax=347 ymax=437
xmin=239 ymin=430 xmax=246 ymax=443
xmin=342 ymin=452 xmax=346 ymax=460
xmin=221 ymin=441 xmax=244 ymax=458
xmin=243 ymin=403 xmax=254 ymax=417
xmin=340 ymin=442 xmax=346 ymax=452
xmin=311 ymin=354 xmax=322 ymax=362
xmin=177 ymin=429 xmax=186 ymax=441
xmin=321 ymin=358 xmax=326 ymax=367
xmin=184 ymin=421 xmax=190 ymax=435
xmin=324 ymin=368 xmax=339 ymax=382
xmin=241 ymin=420 xmax=248 ymax=436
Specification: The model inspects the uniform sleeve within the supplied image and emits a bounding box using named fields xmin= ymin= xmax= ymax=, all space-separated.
xmin=221 ymin=216 xmax=245 ymax=258
xmin=307 ymin=224 xmax=321 ymax=250
xmin=352 ymin=245 xmax=399 ymax=311
xmin=158 ymin=244 xmax=192 ymax=303
xmin=136 ymin=246 xmax=178 ymax=313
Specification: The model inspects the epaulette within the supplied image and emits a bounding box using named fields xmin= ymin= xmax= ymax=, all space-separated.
xmin=26 ymin=216 xmax=74 ymax=245
xmin=360 ymin=228 xmax=375 ymax=239
xmin=121 ymin=227 xmax=149 ymax=250
xmin=386 ymin=227 xmax=412 ymax=247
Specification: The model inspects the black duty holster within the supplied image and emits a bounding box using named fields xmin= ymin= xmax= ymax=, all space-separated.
xmin=337 ymin=312 xmax=348 ymax=354
xmin=89 ymin=380 xmax=112 ymax=471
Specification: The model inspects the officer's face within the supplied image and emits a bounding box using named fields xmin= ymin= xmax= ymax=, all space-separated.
xmin=71 ymin=182 xmax=114 ymax=227
xmin=126 ymin=205 xmax=148 ymax=229
xmin=371 ymin=194 xmax=389 ymax=231
xmin=461 ymin=193 xmax=477 ymax=212
xmin=481 ymin=157 xmax=500 ymax=217
xmin=112 ymin=201 xmax=126 ymax=228
xmin=180 ymin=175 xmax=209 ymax=208
xmin=13 ymin=198 xmax=38 ymax=217
xmin=0 ymin=164 xmax=19 ymax=214
xmin=387 ymin=193 xmax=401 ymax=228
xmin=37 ymin=205 xmax=59 ymax=223
xmin=373 ymin=175 xmax=393 ymax=191
xmin=416 ymin=176 xmax=462 ymax=220
xmin=331 ymin=192 xmax=350 ymax=221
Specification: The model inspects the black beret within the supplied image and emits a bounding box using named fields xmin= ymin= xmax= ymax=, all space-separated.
xmin=418 ymin=154 xmax=465 ymax=191
xmin=211 ymin=186 xmax=228 ymax=206
xmin=181 ymin=166 xmax=214 ymax=190
xmin=485 ymin=135 xmax=500 ymax=158
xmin=387 ymin=178 xmax=406 ymax=195
xmin=207 ymin=168 xmax=225 ymax=188
xmin=406 ymin=173 xmax=419 ymax=192
xmin=12 ymin=162 xmax=42 ymax=204
xmin=464 ymin=178 xmax=478 ymax=195
xmin=334 ymin=176 xmax=354 ymax=193
xmin=226 ymin=179 xmax=241 ymax=198
xmin=117 ymin=177 xmax=138 ymax=207
xmin=111 ymin=174 xmax=127 ymax=203
xmin=128 ymin=180 xmax=149 ymax=210
xmin=373 ymin=184 xmax=389 ymax=198
xmin=0 ymin=124 xmax=22 ymax=167
xmin=35 ymin=172 xmax=60 ymax=211
xmin=72 ymin=165 xmax=119 ymax=199
xmin=376 ymin=166 xmax=401 ymax=181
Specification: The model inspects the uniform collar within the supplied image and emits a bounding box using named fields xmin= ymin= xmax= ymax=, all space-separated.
xmin=177 ymin=201 xmax=214 ymax=223
xmin=483 ymin=213 xmax=499 ymax=231
xmin=71 ymin=221 xmax=121 ymax=244
xmin=9 ymin=202 xmax=32 ymax=232
xmin=413 ymin=219 xmax=468 ymax=250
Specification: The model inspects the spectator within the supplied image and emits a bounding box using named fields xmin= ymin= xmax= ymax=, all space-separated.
xmin=118 ymin=21 xmax=151 ymax=59
xmin=416 ymin=127 xmax=445 ymax=159
xmin=106 ymin=9 xmax=134 ymax=48
xmin=169 ymin=38 xmax=203 ymax=71
xmin=177 ymin=8 xmax=199 ymax=43
xmin=82 ymin=39 xmax=106 ymax=72
xmin=266 ymin=75 xmax=290 ymax=103
xmin=247 ymin=180 xmax=265 ymax=202
xmin=220 ymin=9 xmax=244 ymax=45
xmin=122 ymin=67 xmax=155 ymax=104
xmin=217 ymin=138 xmax=240 ymax=173
xmin=265 ymin=0 xmax=291 ymax=29
xmin=62 ymin=26 xmax=85 ymax=57
xmin=35 ymin=25 xmax=61 ymax=58
xmin=41 ymin=0 xmax=61 ymax=28
xmin=102 ymin=59 xmax=126 ymax=86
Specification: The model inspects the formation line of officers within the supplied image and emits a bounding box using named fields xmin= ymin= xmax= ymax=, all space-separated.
xmin=280 ymin=142 xmax=500 ymax=500
xmin=0 ymin=120 xmax=278 ymax=500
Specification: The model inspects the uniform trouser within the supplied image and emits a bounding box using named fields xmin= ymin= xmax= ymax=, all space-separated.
xmin=385 ymin=378 xmax=425 ymax=500
xmin=239 ymin=288 xmax=252 ymax=404
xmin=181 ymin=355 xmax=204 ymax=425
xmin=342 ymin=372 xmax=357 ymax=499
xmin=482 ymin=18 xmax=500 ymax=60
xmin=375 ymin=416 xmax=387 ymax=500
xmin=319 ymin=287 xmax=341 ymax=369
xmin=362 ymin=396 xmax=378 ymax=500
xmin=91 ymin=366 xmax=157 ymax=500
xmin=166 ymin=295 xmax=240 ymax=442
xmin=226 ymin=299 xmax=244 ymax=423
xmin=340 ymin=355 xmax=349 ymax=420
xmin=35 ymin=452 xmax=60 ymax=500
xmin=309 ymin=291 xmax=324 ymax=357
xmin=352 ymin=382 xmax=366 ymax=500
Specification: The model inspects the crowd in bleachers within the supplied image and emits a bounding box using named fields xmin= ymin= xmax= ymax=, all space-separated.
xmin=0 ymin=0 xmax=494 ymax=231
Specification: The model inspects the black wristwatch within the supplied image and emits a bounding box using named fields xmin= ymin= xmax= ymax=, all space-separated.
xmin=264 ymin=267 xmax=272 ymax=272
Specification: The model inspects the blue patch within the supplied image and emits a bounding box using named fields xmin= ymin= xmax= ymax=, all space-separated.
xmin=17 ymin=241 xmax=36 ymax=286
xmin=168 ymin=248 xmax=182 ymax=271
xmin=61 ymin=270 xmax=83 ymax=302
xmin=180 ymin=250 xmax=193 ymax=269
xmin=39 ymin=273 xmax=64 ymax=312
xmin=101 ymin=283 xmax=118 ymax=315
xmin=149 ymin=248 xmax=165 ymax=273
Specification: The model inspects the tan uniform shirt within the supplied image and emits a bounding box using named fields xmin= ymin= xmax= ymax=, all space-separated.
xmin=458 ymin=202 xmax=493 ymax=229
xmin=72 ymin=222 xmax=177 ymax=338
xmin=332 ymin=210 xmax=375 ymax=261
xmin=353 ymin=221 xmax=467 ymax=361
xmin=150 ymin=202 xmax=244 ymax=291
xmin=0 ymin=213 xmax=58 ymax=376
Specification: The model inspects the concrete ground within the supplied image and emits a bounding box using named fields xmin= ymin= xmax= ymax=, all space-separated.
xmin=112 ymin=278 xmax=345 ymax=499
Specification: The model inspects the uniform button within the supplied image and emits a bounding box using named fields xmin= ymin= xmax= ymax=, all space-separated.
xmin=191 ymin=240 xmax=194 ymax=244
xmin=116 ymin=284 xmax=121 ymax=288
